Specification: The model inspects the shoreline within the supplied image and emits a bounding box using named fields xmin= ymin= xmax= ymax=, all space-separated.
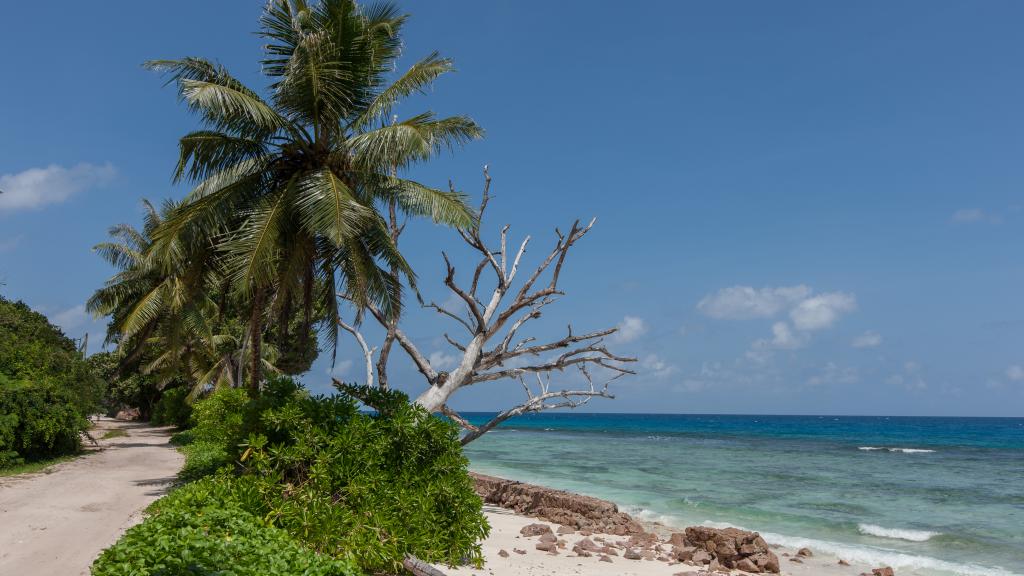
xmin=454 ymin=472 xmax=897 ymax=576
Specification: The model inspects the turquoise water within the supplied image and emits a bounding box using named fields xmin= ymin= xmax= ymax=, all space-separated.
xmin=461 ymin=414 xmax=1024 ymax=576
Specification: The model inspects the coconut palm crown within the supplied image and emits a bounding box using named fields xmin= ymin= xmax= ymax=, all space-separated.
xmin=144 ymin=0 xmax=483 ymax=389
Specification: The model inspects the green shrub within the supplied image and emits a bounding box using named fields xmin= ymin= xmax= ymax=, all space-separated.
xmin=239 ymin=384 xmax=488 ymax=573
xmin=0 ymin=377 xmax=86 ymax=468
xmin=0 ymin=295 xmax=103 ymax=467
xmin=98 ymin=378 xmax=488 ymax=575
xmin=178 ymin=440 xmax=234 ymax=482
xmin=92 ymin=477 xmax=359 ymax=576
xmin=150 ymin=387 xmax=192 ymax=428
xmin=190 ymin=386 xmax=250 ymax=444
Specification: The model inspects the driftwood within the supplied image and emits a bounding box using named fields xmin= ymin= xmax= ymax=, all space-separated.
xmin=337 ymin=167 xmax=635 ymax=443
xmin=402 ymin=555 xmax=449 ymax=576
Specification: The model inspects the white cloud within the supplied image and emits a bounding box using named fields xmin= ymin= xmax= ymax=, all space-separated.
xmin=887 ymin=361 xmax=926 ymax=390
xmin=1006 ymin=365 xmax=1024 ymax=382
xmin=807 ymin=362 xmax=859 ymax=386
xmin=51 ymin=304 xmax=89 ymax=332
xmin=0 ymin=163 xmax=115 ymax=213
xmin=326 ymin=359 xmax=355 ymax=376
xmin=789 ymin=292 xmax=856 ymax=331
xmin=429 ymin=350 xmax=459 ymax=371
xmin=852 ymin=330 xmax=883 ymax=349
xmin=697 ymin=285 xmax=811 ymax=319
xmin=640 ymin=354 xmax=677 ymax=378
xmin=747 ymin=321 xmax=807 ymax=362
xmin=951 ymin=208 xmax=1000 ymax=224
xmin=613 ymin=315 xmax=647 ymax=343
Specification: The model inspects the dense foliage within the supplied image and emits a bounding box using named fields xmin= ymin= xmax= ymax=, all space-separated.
xmin=0 ymin=295 xmax=103 ymax=467
xmin=93 ymin=377 xmax=488 ymax=575
xmin=92 ymin=477 xmax=359 ymax=576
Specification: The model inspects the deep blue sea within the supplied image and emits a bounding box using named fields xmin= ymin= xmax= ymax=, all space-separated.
xmin=460 ymin=413 xmax=1024 ymax=576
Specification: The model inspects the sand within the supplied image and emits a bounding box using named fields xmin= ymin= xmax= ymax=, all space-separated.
xmin=0 ymin=417 xmax=183 ymax=576
xmin=438 ymin=505 xmax=875 ymax=576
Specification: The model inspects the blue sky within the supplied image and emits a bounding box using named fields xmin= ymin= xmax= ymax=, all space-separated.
xmin=1 ymin=1 xmax=1022 ymax=416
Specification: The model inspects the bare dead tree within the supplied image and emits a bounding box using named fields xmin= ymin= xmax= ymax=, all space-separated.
xmin=335 ymin=167 xmax=636 ymax=444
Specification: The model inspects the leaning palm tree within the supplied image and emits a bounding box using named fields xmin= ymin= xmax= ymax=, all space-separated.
xmin=148 ymin=0 xmax=482 ymax=392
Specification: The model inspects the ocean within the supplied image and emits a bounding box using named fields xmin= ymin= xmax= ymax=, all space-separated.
xmin=460 ymin=413 xmax=1024 ymax=576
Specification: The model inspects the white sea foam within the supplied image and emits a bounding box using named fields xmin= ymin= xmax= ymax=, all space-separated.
xmin=858 ymin=446 xmax=936 ymax=453
xmin=858 ymin=523 xmax=939 ymax=542
xmin=698 ymin=520 xmax=1020 ymax=576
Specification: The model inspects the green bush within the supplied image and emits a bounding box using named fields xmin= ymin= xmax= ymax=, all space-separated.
xmin=189 ymin=386 xmax=250 ymax=444
xmin=0 ymin=376 xmax=87 ymax=468
xmin=92 ymin=476 xmax=359 ymax=576
xmin=96 ymin=377 xmax=488 ymax=575
xmin=0 ymin=295 xmax=104 ymax=467
xmin=238 ymin=382 xmax=488 ymax=573
xmin=178 ymin=440 xmax=234 ymax=483
xmin=150 ymin=387 xmax=192 ymax=428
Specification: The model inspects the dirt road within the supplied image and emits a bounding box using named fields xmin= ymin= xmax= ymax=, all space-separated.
xmin=0 ymin=418 xmax=183 ymax=575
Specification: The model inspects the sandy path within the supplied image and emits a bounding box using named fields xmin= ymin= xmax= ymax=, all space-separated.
xmin=0 ymin=417 xmax=183 ymax=576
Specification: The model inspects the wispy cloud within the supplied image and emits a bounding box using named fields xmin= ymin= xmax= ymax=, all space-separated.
xmin=807 ymin=362 xmax=859 ymax=386
xmin=697 ymin=285 xmax=811 ymax=319
xmin=640 ymin=354 xmax=677 ymax=378
xmin=52 ymin=304 xmax=89 ymax=331
xmin=1006 ymin=365 xmax=1024 ymax=382
xmin=612 ymin=315 xmax=647 ymax=343
xmin=789 ymin=293 xmax=857 ymax=331
xmin=951 ymin=208 xmax=1000 ymax=224
xmin=0 ymin=163 xmax=115 ymax=213
xmin=852 ymin=331 xmax=883 ymax=349
xmin=886 ymin=361 xmax=927 ymax=390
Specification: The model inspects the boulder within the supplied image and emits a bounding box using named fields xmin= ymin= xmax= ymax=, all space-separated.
xmin=797 ymin=547 xmax=813 ymax=557
xmin=520 ymin=523 xmax=553 ymax=537
xmin=872 ymin=568 xmax=895 ymax=576
xmin=538 ymin=533 xmax=557 ymax=543
xmin=668 ymin=532 xmax=688 ymax=547
xmin=682 ymin=526 xmax=780 ymax=573
xmin=535 ymin=541 xmax=557 ymax=553
xmin=498 ymin=549 xmax=509 ymax=558
xmin=115 ymin=407 xmax=141 ymax=421
xmin=624 ymin=549 xmax=642 ymax=560
xmin=574 ymin=538 xmax=601 ymax=552
xmin=557 ymin=525 xmax=575 ymax=535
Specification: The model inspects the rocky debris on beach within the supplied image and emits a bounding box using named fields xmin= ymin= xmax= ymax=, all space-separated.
xmin=670 ymin=526 xmax=780 ymax=573
xmin=472 ymin=473 xmax=644 ymax=535
xmin=494 ymin=473 xmax=780 ymax=572
xmin=868 ymin=568 xmax=895 ymax=576
xmin=797 ymin=547 xmax=813 ymax=557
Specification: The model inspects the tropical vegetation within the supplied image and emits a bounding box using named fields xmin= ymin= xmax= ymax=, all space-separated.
xmin=0 ymin=295 xmax=104 ymax=468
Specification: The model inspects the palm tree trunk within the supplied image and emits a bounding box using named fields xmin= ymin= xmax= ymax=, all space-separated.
xmin=248 ymin=288 xmax=265 ymax=396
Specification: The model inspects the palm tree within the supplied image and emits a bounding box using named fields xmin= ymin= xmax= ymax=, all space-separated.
xmin=148 ymin=0 xmax=482 ymax=393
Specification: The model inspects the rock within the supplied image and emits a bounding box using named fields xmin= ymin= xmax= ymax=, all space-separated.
xmin=600 ymin=546 xmax=619 ymax=556
xmin=472 ymin=473 xmax=644 ymax=535
xmin=513 ymin=548 xmax=526 ymax=555
xmin=735 ymin=557 xmax=759 ymax=572
xmin=629 ymin=532 xmax=660 ymax=547
xmin=538 ymin=533 xmax=557 ymax=543
xmin=520 ymin=523 xmax=553 ymax=537
xmin=839 ymin=559 xmax=851 ymax=566
xmin=624 ymin=549 xmax=642 ymax=560
xmin=572 ymin=546 xmax=592 ymax=557
xmin=674 ymin=546 xmax=697 ymax=561
xmin=535 ymin=541 xmax=557 ymax=553
xmin=599 ymin=555 xmax=613 ymax=563
xmin=575 ymin=538 xmax=601 ymax=552
xmin=641 ymin=550 xmax=657 ymax=560
xmin=557 ymin=525 xmax=575 ymax=535
xmin=789 ymin=557 xmax=803 ymax=564
xmin=669 ymin=532 xmax=688 ymax=547
xmin=498 ymin=549 xmax=509 ymax=558
xmin=797 ymin=547 xmax=813 ymax=557
xmin=683 ymin=526 xmax=781 ymax=573
xmin=872 ymin=568 xmax=895 ymax=576
xmin=115 ymin=407 xmax=141 ymax=421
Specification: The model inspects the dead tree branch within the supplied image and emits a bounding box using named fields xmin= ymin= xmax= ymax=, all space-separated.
xmin=343 ymin=167 xmax=636 ymax=443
